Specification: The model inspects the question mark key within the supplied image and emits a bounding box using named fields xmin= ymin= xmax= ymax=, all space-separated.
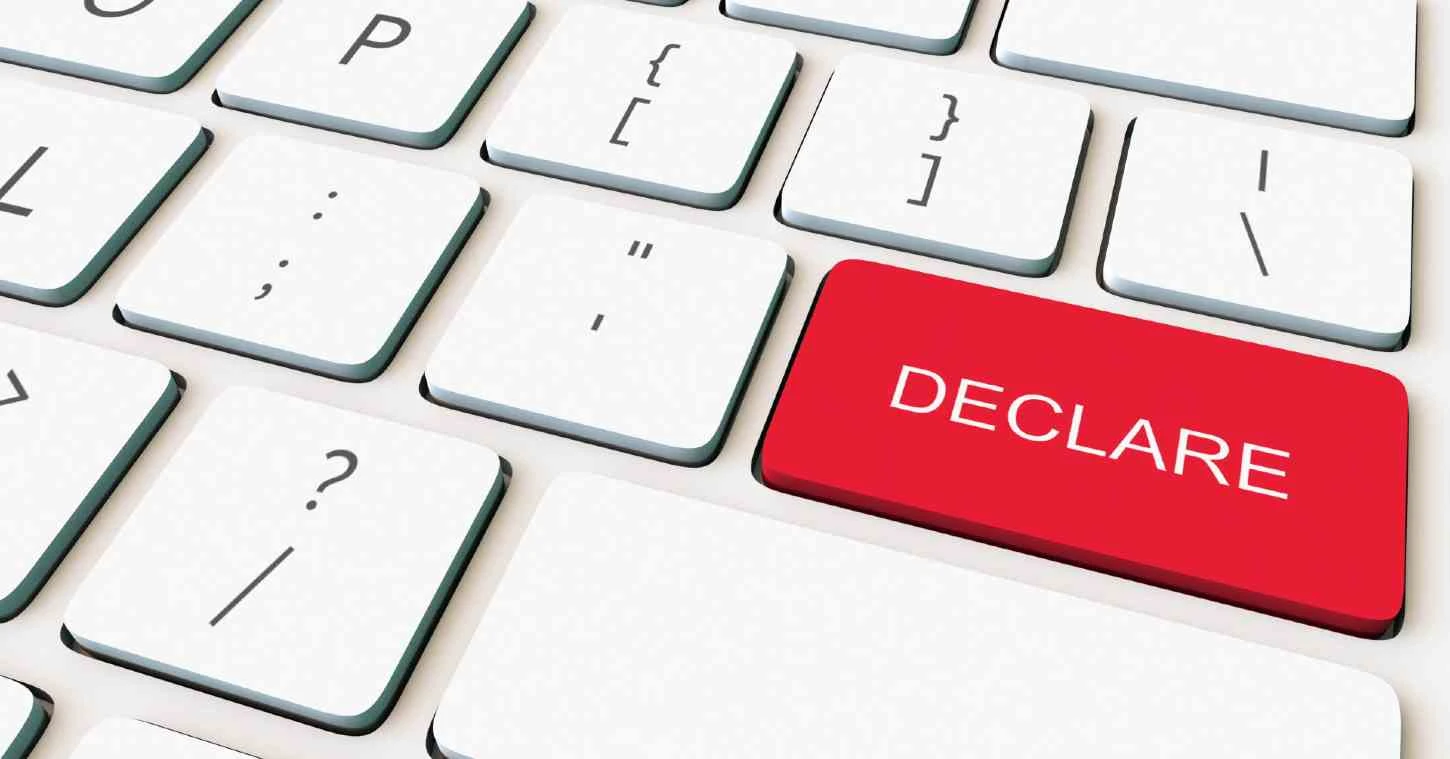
xmin=64 ymin=387 xmax=507 ymax=733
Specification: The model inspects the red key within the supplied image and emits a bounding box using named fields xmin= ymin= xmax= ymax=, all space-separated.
xmin=761 ymin=261 xmax=1407 ymax=637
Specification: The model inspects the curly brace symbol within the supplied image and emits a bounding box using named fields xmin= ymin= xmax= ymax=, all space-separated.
xmin=647 ymin=43 xmax=682 ymax=87
xmin=928 ymin=93 xmax=961 ymax=142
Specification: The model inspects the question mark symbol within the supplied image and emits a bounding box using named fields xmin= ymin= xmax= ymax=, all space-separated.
xmin=306 ymin=449 xmax=358 ymax=511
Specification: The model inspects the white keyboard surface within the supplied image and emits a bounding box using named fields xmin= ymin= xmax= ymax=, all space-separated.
xmin=433 ymin=474 xmax=1399 ymax=758
xmin=0 ymin=1 xmax=1446 ymax=758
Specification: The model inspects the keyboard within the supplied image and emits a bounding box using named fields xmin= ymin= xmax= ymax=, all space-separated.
xmin=0 ymin=0 xmax=1438 ymax=756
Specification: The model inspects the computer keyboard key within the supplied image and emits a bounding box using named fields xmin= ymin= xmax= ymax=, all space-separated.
xmin=216 ymin=0 xmax=534 ymax=148
xmin=486 ymin=5 xmax=798 ymax=209
xmin=724 ymin=0 xmax=974 ymax=54
xmin=761 ymin=261 xmax=1407 ymax=637
xmin=116 ymin=135 xmax=483 ymax=381
xmin=426 ymin=195 xmax=789 ymax=465
xmin=0 ymin=1 xmax=258 ymax=93
xmin=1102 ymin=109 xmax=1412 ymax=350
xmin=73 ymin=719 xmax=255 ymax=759
xmin=0 ymin=323 xmax=177 ymax=622
xmin=433 ymin=473 xmax=1401 ymax=758
xmin=65 ymin=387 xmax=506 ymax=734
xmin=0 ymin=80 xmax=206 ymax=307
xmin=994 ymin=0 xmax=1417 ymax=136
xmin=0 ymin=677 xmax=46 ymax=759
xmin=781 ymin=55 xmax=1089 ymax=276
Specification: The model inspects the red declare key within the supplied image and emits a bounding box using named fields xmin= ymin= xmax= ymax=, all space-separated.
xmin=760 ymin=261 xmax=1407 ymax=637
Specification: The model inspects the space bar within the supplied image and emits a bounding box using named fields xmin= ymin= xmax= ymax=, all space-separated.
xmin=431 ymin=474 xmax=1400 ymax=757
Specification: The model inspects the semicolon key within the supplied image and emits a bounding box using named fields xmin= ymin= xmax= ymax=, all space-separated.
xmin=115 ymin=135 xmax=484 ymax=381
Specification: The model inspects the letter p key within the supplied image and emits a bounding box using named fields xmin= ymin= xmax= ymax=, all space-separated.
xmin=341 ymin=14 xmax=412 ymax=65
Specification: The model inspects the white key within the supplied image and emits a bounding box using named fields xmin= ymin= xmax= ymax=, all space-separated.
xmin=434 ymin=473 xmax=1401 ymax=758
xmin=0 ymin=323 xmax=176 ymax=622
xmin=217 ymin=1 xmax=534 ymax=148
xmin=0 ymin=80 xmax=205 ymax=306
xmin=73 ymin=719 xmax=254 ymax=759
xmin=995 ymin=0 xmax=1417 ymax=136
xmin=116 ymin=135 xmax=483 ymax=381
xmin=0 ymin=1 xmax=258 ymax=93
xmin=486 ymin=6 xmax=798 ymax=209
xmin=0 ymin=677 xmax=46 ymax=759
xmin=724 ymin=0 xmax=974 ymax=54
xmin=65 ymin=387 xmax=506 ymax=733
xmin=781 ymin=55 xmax=1089 ymax=276
xmin=1101 ymin=109 xmax=1412 ymax=350
xmin=427 ymin=196 xmax=788 ymax=465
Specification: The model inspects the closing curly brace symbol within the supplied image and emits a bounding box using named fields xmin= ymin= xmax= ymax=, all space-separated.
xmin=908 ymin=93 xmax=961 ymax=208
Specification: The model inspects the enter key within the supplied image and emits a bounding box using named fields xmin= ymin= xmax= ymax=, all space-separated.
xmin=760 ymin=260 xmax=1408 ymax=638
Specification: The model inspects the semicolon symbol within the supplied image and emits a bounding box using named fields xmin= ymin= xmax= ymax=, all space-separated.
xmin=253 ymin=259 xmax=290 ymax=301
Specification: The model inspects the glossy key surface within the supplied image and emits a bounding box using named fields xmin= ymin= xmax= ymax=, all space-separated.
xmin=433 ymin=473 xmax=1401 ymax=758
xmin=761 ymin=261 xmax=1408 ymax=637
